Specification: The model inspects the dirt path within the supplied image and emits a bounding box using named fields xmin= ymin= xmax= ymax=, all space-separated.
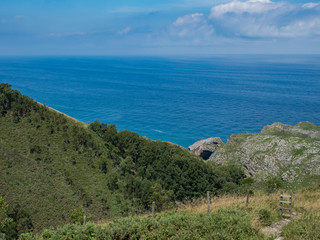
xmin=261 ymin=218 xmax=291 ymax=240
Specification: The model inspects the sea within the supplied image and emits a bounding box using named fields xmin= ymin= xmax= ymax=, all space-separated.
xmin=0 ymin=55 xmax=319 ymax=148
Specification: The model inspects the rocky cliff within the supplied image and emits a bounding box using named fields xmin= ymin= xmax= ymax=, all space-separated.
xmin=188 ymin=137 xmax=222 ymax=160
xmin=208 ymin=122 xmax=320 ymax=181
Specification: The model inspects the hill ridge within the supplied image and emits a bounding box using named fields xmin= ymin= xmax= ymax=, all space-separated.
xmin=0 ymin=83 xmax=244 ymax=235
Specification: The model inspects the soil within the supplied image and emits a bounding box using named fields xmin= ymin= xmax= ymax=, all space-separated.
xmin=261 ymin=218 xmax=291 ymax=240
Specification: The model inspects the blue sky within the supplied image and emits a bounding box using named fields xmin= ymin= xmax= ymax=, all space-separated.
xmin=0 ymin=0 xmax=319 ymax=55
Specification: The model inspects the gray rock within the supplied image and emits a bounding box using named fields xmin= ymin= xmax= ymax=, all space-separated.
xmin=260 ymin=121 xmax=320 ymax=140
xmin=188 ymin=137 xmax=223 ymax=160
xmin=209 ymin=122 xmax=320 ymax=182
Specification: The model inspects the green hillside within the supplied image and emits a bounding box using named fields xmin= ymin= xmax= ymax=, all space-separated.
xmin=15 ymin=188 xmax=320 ymax=240
xmin=0 ymin=83 xmax=244 ymax=238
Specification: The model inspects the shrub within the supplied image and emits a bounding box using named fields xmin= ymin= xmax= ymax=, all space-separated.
xmin=69 ymin=206 xmax=85 ymax=224
xmin=258 ymin=209 xmax=272 ymax=226
xmin=41 ymin=229 xmax=53 ymax=239
xmin=282 ymin=213 xmax=320 ymax=240
xmin=0 ymin=196 xmax=13 ymax=233
xmin=17 ymin=233 xmax=35 ymax=240
xmin=241 ymin=177 xmax=255 ymax=187
xmin=18 ymin=210 xmax=265 ymax=240
xmin=266 ymin=177 xmax=283 ymax=193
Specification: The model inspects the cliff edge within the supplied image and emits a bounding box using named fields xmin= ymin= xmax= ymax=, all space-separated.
xmin=208 ymin=122 xmax=320 ymax=181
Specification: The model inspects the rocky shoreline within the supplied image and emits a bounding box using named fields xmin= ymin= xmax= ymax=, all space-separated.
xmin=188 ymin=121 xmax=320 ymax=181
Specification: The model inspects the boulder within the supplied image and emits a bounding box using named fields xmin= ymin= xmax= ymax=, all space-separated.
xmin=188 ymin=137 xmax=223 ymax=160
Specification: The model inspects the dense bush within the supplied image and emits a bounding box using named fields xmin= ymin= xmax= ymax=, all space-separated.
xmin=0 ymin=196 xmax=12 ymax=233
xmin=265 ymin=176 xmax=283 ymax=193
xmin=90 ymin=120 xmax=246 ymax=203
xmin=0 ymin=197 xmax=33 ymax=240
xmin=18 ymin=210 xmax=264 ymax=240
xmin=258 ymin=209 xmax=272 ymax=226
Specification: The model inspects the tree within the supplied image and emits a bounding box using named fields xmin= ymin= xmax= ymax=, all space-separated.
xmin=69 ymin=206 xmax=85 ymax=224
xmin=6 ymin=204 xmax=33 ymax=239
xmin=150 ymin=183 xmax=174 ymax=211
xmin=0 ymin=196 xmax=13 ymax=233
xmin=119 ymin=156 xmax=135 ymax=175
xmin=266 ymin=176 xmax=283 ymax=193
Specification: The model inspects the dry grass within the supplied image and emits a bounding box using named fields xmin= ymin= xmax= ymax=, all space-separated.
xmin=181 ymin=192 xmax=281 ymax=229
xmin=291 ymin=188 xmax=320 ymax=213
xmin=183 ymin=192 xmax=278 ymax=213
xmin=95 ymin=188 xmax=320 ymax=239
xmin=180 ymin=188 xmax=320 ymax=229
xmin=183 ymin=189 xmax=320 ymax=215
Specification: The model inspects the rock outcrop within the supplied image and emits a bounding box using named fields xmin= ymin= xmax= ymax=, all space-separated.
xmin=260 ymin=122 xmax=320 ymax=140
xmin=188 ymin=137 xmax=223 ymax=160
xmin=209 ymin=122 xmax=320 ymax=181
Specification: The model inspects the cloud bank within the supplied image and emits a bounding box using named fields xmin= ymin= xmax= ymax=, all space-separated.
xmin=171 ymin=0 xmax=320 ymax=39
xmin=1 ymin=0 xmax=319 ymax=55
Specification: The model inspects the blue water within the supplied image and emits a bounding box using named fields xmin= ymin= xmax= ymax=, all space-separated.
xmin=0 ymin=55 xmax=319 ymax=148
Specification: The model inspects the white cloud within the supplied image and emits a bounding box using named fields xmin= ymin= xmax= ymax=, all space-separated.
xmin=171 ymin=13 xmax=214 ymax=39
xmin=302 ymin=2 xmax=320 ymax=9
xmin=118 ymin=27 xmax=131 ymax=35
xmin=210 ymin=0 xmax=281 ymax=17
xmin=208 ymin=0 xmax=320 ymax=38
xmin=174 ymin=13 xmax=205 ymax=27
xmin=280 ymin=18 xmax=320 ymax=37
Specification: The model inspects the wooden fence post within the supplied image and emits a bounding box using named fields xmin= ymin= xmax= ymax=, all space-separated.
xmin=280 ymin=190 xmax=283 ymax=214
xmin=290 ymin=191 xmax=292 ymax=216
xmin=207 ymin=191 xmax=210 ymax=214
xmin=246 ymin=189 xmax=249 ymax=207
xmin=2 ymin=233 xmax=5 ymax=240
xmin=83 ymin=215 xmax=86 ymax=225
xmin=152 ymin=201 xmax=155 ymax=218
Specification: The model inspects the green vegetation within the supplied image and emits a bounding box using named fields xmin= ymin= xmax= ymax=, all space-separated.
xmin=258 ymin=209 xmax=272 ymax=226
xmin=282 ymin=213 xmax=320 ymax=240
xmin=69 ymin=206 xmax=86 ymax=225
xmin=280 ymin=186 xmax=320 ymax=240
xmin=18 ymin=210 xmax=264 ymax=240
xmin=265 ymin=177 xmax=283 ymax=193
xmin=211 ymin=121 xmax=320 ymax=184
xmin=260 ymin=122 xmax=320 ymax=140
xmin=16 ymin=187 xmax=320 ymax=240
xmin=292 ymin=146 xmax=308 ymax=156
xmin=297 ymin=122 xmax=320 ymax=131
xmin=235 ymin=133 xmax=258 ymax=138
xmin=0 ymin=83 xmax=245 ymax=237
xmin=0 ymin=197 xmax=12 ymax=233
xmin=2 ymin=83 xmax=319 ymax=239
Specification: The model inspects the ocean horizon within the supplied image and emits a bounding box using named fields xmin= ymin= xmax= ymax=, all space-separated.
xmin=1 ymin=55 xmax=319 ymax=148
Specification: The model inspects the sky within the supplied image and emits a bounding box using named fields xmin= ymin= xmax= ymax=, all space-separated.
xmin=0 ymin=0 xmax=320 ymax=55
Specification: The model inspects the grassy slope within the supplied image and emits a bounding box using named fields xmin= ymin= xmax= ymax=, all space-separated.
xmin=0 ymin=85 xmax=134 ymax=229
xmin=0 ymin=113 xmax=113 ymax=230
xmin=1 ymin=84 xmax=245 ymax=233
xmin=18 ymin=187 xmax=320 ymax=240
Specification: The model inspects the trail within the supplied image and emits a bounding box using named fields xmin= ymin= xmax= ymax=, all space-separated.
xmin=261 ymin=212 xmax=301 ymax=240
xmin=261 ymin=218 xmax=291 ymax=239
